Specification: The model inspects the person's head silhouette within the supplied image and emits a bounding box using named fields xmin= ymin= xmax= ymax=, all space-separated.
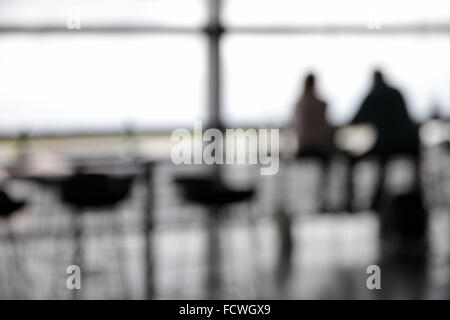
xmin=304 ymin=73 xmax=315 ymax=95
xmin=373 ymin=69 xmax=385 ymax=87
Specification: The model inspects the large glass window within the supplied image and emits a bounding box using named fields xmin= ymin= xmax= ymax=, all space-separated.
xmin=224 ymin=0 xmax=450 ymax=26
xmin=0 ymin=0 xmax=448 ymax=133
xmin=223 ymin=34 xmax=450 ymax=126
xmin=0 ymin=34 xmax=206 ymax=133
xmin=0 ymin=0 xmax=206 ymax=27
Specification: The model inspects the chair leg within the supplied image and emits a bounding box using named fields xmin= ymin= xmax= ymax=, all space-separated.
xmin=112 ymin=209 xmax=131 ymax=299
xmin=206 ymin=207 xmax=222 ymax=299
xmin=245 ymin=202 xmax=264 ymax=298
xmin=0 ymin=230 xmax=18 ymax=298
xmin=71 ymin=211 xmax=83 ymax=300
xmin=6 ymin=226 xmax=31 ymax=299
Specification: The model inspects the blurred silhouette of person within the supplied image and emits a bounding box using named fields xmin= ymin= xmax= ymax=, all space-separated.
xmin=294 ymin=73 xmax=334 ymax=159
xmin=293 ymin=73 xmax=334 ymax=211
xmin=345 ymin=70 xmax=420 ymax=212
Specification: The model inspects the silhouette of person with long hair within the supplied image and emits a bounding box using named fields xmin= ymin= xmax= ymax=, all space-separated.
xmin=294 ymin=74 xmax=334 ymax=159
xmin=346 ymin=70 xmax=420 ymax=212
xmin=293 ymin=73 xmax=334 ymax=211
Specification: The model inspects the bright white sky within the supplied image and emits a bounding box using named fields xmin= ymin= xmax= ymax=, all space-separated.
xmin=0 ymin=0 xmax=449 ymax=133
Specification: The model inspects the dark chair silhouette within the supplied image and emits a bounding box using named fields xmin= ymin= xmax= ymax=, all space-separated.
xmin=61 ymin=173 xmax=133 ymax=209
xmin=59 ymin=172 xmax=135 ymax=299
xmin=174 ymin=175 xmax=255 ymax=298
xmin=0 ymin=190 xmax=25 ymax=218
xmin=444 ymin=141 xmax=450 ymax=151
xmin=174 ymin=177 xmax=254 ymax=209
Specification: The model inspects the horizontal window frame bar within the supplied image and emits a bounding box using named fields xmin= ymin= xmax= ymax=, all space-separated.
xmin=0 ymin=23 xmax=449 ymax=34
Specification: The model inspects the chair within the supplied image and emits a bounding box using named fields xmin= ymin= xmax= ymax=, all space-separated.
xmin=174 ymin=175 xmax=255 ymax=298
xmin=174 ymin=176 xmax=254 ymax=209
xmin=0 ymin=190 xmax=25 ymax=218
xmin=59 ymin=172 xmax=135 ymax=299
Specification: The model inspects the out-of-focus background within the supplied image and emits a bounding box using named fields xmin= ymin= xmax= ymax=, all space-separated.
xmin=0 ymin=0 xmax=449 ymax=299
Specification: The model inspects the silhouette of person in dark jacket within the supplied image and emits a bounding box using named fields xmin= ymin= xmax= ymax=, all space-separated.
xmin=352 ymin=70 xmax=419 ymax=157
xmin=346 ymin=70 xmax=420 ymax=211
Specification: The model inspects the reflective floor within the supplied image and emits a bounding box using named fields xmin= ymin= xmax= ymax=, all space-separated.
xmin=0 ymin=154 xmax=449 ymax=299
